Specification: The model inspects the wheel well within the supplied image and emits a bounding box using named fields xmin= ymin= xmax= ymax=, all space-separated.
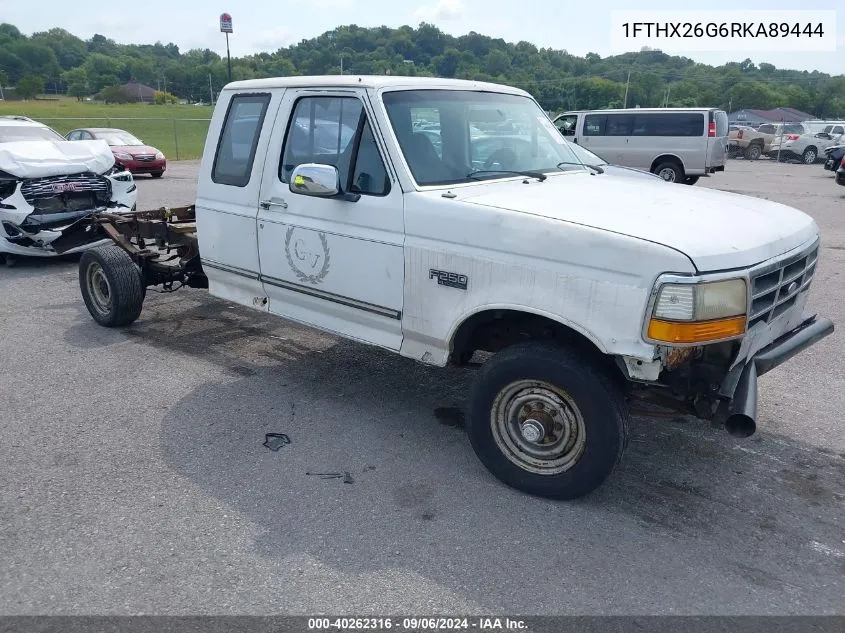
xmin=650 ymin=155 xmax=684 ymax=174
xmin=804 ymin=145 xmax=817 ymax=153
xmin=448 ymin=309 xmax=624 ymax=381
xmin=748 ymin=139 xmax=763 ymax=147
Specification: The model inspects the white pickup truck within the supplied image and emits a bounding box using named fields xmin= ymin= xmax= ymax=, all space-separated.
xmin=54 ymin=76 xmax=834 ymax=499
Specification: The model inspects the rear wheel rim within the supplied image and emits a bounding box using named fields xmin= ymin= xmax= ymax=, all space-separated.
xmin=804 ymin=150 xmax=816 ymax=163
xmin=86 ymin=262 xmax=112 ymax=316
xmin=658 ymin=167 xmax=677 ymax=181
xmin=749 ymin=146 xmax=761 ymax=159
xmin=490 ymin=380 xmax=587 ymax=475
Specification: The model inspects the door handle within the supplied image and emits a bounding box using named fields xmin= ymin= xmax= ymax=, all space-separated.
xmin=260 ymin=199 xmax=288 ymax=210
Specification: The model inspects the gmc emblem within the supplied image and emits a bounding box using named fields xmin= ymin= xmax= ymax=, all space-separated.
xmin=51 ymin=182 xmax=80 ymax=193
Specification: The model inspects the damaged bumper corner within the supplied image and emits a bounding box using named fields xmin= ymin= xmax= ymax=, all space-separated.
xmin=719 ymin=314 xmax=834 ymax=436
xmin=0 ymin=169 xmax=136 ymax=257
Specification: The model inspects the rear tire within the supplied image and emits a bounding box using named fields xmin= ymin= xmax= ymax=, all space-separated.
xmin=467 ymin=341 xmax=628 ymax=499
xmin=802 ymin=147 xmax=817 ymax=164
xmin=744 ymin=144 xmax=762 ymax=160
xmin=79 ymin=245 xmax=144 ymax=327
xmin=653 ymin=161 xmax=684 ymax=183
xmin=151 ymin=172 xmax=163 ymax=179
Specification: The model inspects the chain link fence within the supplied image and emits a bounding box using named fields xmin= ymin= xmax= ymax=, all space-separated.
xmin=38 ymin=117 xmax=213 ymax=161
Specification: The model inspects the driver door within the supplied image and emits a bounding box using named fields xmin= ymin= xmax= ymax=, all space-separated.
xmin=255 ymin=88 xmax=405 ymax=351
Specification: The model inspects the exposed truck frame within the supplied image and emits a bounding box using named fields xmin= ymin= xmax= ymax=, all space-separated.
xmin=52 ymin=207 xmax=834 ymax=442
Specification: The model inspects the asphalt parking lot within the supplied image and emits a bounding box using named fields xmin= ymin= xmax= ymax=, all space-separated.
xmin=1 ymin=160 xmax=843 ymax=615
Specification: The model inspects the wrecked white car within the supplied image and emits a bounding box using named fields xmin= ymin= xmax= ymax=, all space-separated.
xmin=0 ymin=116 xmax=137 ymax=260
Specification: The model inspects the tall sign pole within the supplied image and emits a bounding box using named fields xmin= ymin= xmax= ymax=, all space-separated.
xmin=220 ymin=13 xmax=233 ymax=83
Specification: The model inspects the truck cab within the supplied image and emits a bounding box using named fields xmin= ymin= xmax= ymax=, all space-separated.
xmin=59 ymin=76 xmax=833 ymax=500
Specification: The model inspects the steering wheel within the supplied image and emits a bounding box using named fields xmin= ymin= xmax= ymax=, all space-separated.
xmin=484 ymin=147 xmax=519 ymax=170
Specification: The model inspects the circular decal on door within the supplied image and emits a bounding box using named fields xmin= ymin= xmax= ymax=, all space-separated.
xmin=284 ymin=226 xmax=331 ymax=284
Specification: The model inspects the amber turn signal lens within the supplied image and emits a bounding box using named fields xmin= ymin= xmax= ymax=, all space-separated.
xmin=648 ymin=316 xmax=746 ymax=344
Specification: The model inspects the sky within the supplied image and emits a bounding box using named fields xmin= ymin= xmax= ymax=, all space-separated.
xmin=1 ymin=0 xmax=842 ymax=75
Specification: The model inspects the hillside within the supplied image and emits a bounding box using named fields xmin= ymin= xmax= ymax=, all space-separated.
xmin=1 ymin=22 xmax=843 ymax=116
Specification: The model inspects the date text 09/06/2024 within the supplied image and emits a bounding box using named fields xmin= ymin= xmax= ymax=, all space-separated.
xmin=307 ymin=618 xmax=528 ymax=630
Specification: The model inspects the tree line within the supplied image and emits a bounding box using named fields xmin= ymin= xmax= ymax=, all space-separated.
xmin=1 ymin=21 xmax=843 ymax=116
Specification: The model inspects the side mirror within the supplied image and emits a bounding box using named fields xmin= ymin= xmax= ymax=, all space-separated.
xmin=289 ymin=163 xmax=340 ymax=197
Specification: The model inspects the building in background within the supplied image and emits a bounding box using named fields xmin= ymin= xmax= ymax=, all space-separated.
xmin=117 ymin=80 xmax=157 ymax=103
xmin=728 ymin=107 xmax=816 ymax=126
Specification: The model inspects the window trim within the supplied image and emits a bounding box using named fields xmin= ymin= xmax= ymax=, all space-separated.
xmin=278 ymin=94 xmax=392 ymax=197
xmin=211 ymin=92 xmax=272 ymax=188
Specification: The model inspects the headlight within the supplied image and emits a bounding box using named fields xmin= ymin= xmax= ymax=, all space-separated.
xmin=155 ymin=151 xmax=165 ymax=160
xmin=647 ymin=278 xmax=747 ymax=344
xmin=114 ymin=152 xmax=132 ymax=161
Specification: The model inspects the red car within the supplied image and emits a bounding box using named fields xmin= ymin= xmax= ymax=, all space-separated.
xmin=66 ymin=127 xmax=166 ymax=178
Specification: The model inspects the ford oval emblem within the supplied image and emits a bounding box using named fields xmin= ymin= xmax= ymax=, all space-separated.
xmin=787 ymin=281 xmax=799 ymax=295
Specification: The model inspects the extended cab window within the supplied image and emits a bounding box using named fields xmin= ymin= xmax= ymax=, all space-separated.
xmin=212 ymin=93 xmax=271 ymax=187
xmin=280 ymin=96 xmax=390 ymax=196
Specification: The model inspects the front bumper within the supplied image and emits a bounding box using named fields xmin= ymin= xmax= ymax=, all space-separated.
xmin=837 ymin=169 xmax=845 ymax=187
xmin=0 ymin=171 xmax=137 ymax=256
xmin=121 ymin=159 xmax=166 ymax=174
xmin=718 ymin=314 xmax=834 ymax=429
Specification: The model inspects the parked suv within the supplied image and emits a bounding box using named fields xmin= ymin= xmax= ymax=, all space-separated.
xmin=553 ymin=108 xmax=728 ymax=184
xmin=0 ymin=116 xmax=137 ymax=261
xmin=729 ymin=122 xmax=807 ymax=160
xmin=768 ymin=123 xmax=845 ymax=164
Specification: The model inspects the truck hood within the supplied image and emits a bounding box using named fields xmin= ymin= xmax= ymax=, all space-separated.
xmin=456 ymin=172 xmax=818 ymax=271
xmin=0 ymin=140 xmax=115 ymax=178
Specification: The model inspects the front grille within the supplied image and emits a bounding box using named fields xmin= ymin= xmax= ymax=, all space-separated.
xmin=134 ymin=154 xmax=156 ymax=162
xmin=21 ymin=173 xmax=112 ymax=213
xmin=749 ymin=243 xmax=818 ymax=327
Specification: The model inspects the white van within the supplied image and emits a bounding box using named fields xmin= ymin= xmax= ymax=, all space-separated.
xmin=553 ymin=108 xmax=728 ymax=184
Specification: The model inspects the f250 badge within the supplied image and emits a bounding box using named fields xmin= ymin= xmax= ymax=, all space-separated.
xmin=284 ymin=226 xmax=330 ymax=284
xmin=429 ymin=269 xmax=468 ymax=290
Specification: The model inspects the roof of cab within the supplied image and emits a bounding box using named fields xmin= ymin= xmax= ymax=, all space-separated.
xmin=220 ymin=75 xmax=531 ymax=97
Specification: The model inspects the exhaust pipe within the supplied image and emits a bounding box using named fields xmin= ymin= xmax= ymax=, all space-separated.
xmin=725 ymin=362 xmax=757 ymax=438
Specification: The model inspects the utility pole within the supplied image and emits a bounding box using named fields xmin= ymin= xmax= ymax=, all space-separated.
xmin=340 ymin=56 xmax=343 ymax=75
xmin=665 ymin=84 xmax=671 ymax=107
xmin=623 ymin=70 xmax=631 ymax=108
xmin=208 ymin=74 xmax=214 ymax=105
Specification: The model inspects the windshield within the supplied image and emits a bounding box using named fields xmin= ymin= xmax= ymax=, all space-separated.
xmin=0 ymin=124 xmax=66 ymax=143
xmin=94 ymin=131 xmax=144 ymax=146
xmin=382 ymin=90 xmax=587 ymax=186
xmin=565 ymin=140 xmax=607 ymax=166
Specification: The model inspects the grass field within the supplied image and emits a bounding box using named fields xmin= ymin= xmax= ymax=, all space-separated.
xmin=0 ymin=99 xmax=214 ymax=160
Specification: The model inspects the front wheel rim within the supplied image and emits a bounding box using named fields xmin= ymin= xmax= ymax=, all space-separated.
xmin=86 ymin=262 xmax=112 ymax=316
xmin=490 ymin=380 xmax=587 ymax=475
xmin=658 ymin=167 xmax=676 ymax=181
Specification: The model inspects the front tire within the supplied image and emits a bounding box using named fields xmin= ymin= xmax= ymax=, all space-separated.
xmin=467 ymin=342 xmax=628 ymax=499
xmin=79 ymin=245 xmax=144 ymax=327
xmin=151 ymin=172 xmax=164 ymax=179
xmin=683 ymin=176 xmax=700 ymax=185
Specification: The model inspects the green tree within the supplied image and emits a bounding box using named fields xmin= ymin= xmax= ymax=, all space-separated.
xmin=97 ymin=85 xmax=131 ymax=104
xmin=16 ymin=74 xmax=44 ymax=99
xmin=61 ymin=67 xmax=89 ymax=100
xmin=484 ymin=49 xmax=510 ymax=76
